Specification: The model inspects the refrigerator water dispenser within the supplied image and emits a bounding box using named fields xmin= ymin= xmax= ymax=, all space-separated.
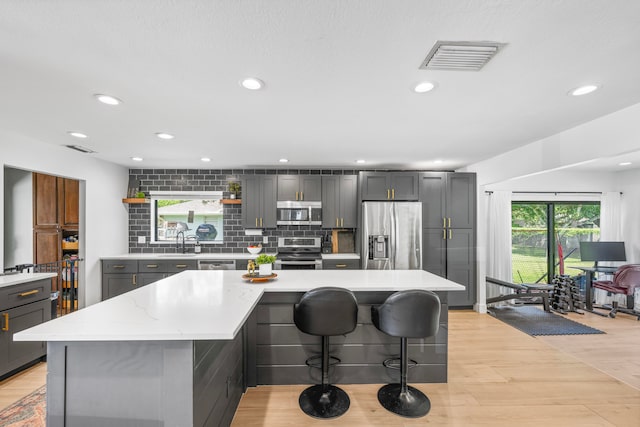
xmin=369 ymin=235 xmax=389 ymax=260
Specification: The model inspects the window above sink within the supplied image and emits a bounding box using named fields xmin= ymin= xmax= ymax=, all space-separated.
xmin=149 ymin=191 xmax=224 ymax=244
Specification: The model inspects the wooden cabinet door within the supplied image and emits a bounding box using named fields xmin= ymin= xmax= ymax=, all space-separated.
xmin=300 ymin=175 xmax=321 ymax=201
xmin=34 ymin=228 xmax=61 ymax=264
xmin=33 ymin=172 xmax=59 ymax=227
xmin=339 ymin=175 xmax=358 ymax=228
xmin=321 ymin=176 xmax=340 ymax=228
xmin=390 ymin=173 xmax=419 ymax=200
xmin=60 ymin=178 xmax=79 ymax=229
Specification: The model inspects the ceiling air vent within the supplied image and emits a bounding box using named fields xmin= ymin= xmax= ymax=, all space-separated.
xmin=419 ymin=41 xmax=505 ymax=71
xmin=64 ymin=144 xmax=96 ymax=154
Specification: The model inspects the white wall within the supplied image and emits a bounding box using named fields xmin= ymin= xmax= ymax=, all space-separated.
xmin=3 ymin=167 xmax=32 ymax=267
xmin=1 ymin=131 xmax=129 ymax=306
xmin=616 ymin=168 xmax=640 ymax=263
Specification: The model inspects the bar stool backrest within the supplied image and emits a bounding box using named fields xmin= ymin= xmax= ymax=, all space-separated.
xmin=294 ymin=287 xmax=358 ymax=337
xmin=372 ymin=290 xmax=440 ymax=338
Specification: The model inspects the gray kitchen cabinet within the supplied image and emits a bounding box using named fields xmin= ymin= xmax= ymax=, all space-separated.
xmin=420 ymin=172 xmax=476 ymax=307
xmin=322 ymin=258 xmax=360 ymax=269
xmin=102 ymin=259 xmax=198 ymax=300
xmin=242 ymin=176 xmax=277 ymax=228
xmin=360 ymin=172 xmax=419 ymax=201
xmin=321 ymin=175 xmax=357 ymax=228
xmin=277 ymin=175 xmax=321 ymax=201
xmin=0 ymin=278 xmax=51 ymax=378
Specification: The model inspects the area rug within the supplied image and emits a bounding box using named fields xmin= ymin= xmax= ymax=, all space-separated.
xmin=489 ymin=305 xmax=605 ymax=336
xmin=0 ymin=385 xmax=46 ymax=427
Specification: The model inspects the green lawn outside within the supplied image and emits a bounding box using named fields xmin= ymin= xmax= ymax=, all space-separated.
xmin=512 ymin=246 xmax=590 ymax=284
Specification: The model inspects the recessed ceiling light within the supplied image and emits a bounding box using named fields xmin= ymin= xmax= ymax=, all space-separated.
xmin=201 ymin=157 xmax=211 ymax=162
xmin=413 ymin=81 xmax=436 ymax=93
xmin=279 ymin=158 xmax=289 ymax=163
xmin=131 ymin=157 xmax=143 ymax=162
xmin=155 ymin=132 xmax=174 ymax=140
xmin=433 ymin=159 xmax=443 ymax=164
xmin=569 ymin=84 xmax=600 ymax=96
xmin=94 ymin=94 xmax=122 ymax=105
xmin=240 ymin=77 xmax=264 ymax=90
xmin=356 ymin=159 xmax=366 ymax=164
xmin=68 ymin=131 xmax=87 ymax=139
xmin=619 ymin=162 xmax=632 ymax=166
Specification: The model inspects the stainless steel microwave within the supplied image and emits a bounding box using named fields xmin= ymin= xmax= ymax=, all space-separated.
xmin=276 ymin=201 xmax=322 ymax=226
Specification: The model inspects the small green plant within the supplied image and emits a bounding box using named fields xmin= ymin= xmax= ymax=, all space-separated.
xmin=228 ymin=182 xmax=241 ymax=195
xmin=255 ymin=254 xmax=276 ymax=265
xmin=135 ymin=191 xmax=146 ymax=198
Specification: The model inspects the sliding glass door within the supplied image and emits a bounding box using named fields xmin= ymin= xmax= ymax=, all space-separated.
xmin=512 ymin=202 xmax=600 ymax=283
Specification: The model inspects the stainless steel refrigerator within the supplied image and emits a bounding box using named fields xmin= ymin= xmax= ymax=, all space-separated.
xmin=362 ymin=202 xmax=422 ymax=270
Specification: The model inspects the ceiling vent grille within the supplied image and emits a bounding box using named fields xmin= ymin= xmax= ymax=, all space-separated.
xmin=420 ymin=41 xmax=505 ymax=71
xmin=64 ymin=144 xmax=96 ymax=154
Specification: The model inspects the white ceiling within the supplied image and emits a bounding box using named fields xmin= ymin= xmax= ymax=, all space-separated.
xmin=1 ymin=1 xmax=640 ymax=171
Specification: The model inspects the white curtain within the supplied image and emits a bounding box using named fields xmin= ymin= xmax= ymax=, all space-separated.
xmin=486 ymin=191 xmax=513 ymax=300
xmin=600 ymin=192 xmax=622 ymax=241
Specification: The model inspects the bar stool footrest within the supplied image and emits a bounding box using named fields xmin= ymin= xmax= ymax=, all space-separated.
xmin=305 ymin=355 xmax=341 ymax=369
xmin=383 ymin=357 xmax=418 ymax=370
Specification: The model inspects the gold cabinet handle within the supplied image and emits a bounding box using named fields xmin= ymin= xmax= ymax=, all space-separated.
xmin=387 ymin=189 xmax=390 ymax=200
xmin=301 ymin=191 xmax=303 ymax=200
xmin=336 ymin=218 xmax=339 ymax=227
xmin=341 ymin=218 xmax=344 ymax=227
xmin=132 ymin=274 xmax=137 ymax=286
xmin=2 ymin=313 xmax=9 ymax=331
xmin=255 ymin=218 xmax=258 ymax=227
xmin=296 ymin=191 xmax=299 ymax=201
xmin=260 ymin=217 xmax=263 ymax=227
xmin=175 ymin=264 xmax=188 ymax=268
xmin=449 ymin=229 xmax=452 ymax=239
xmin=146 ymin=264 xmax=159 ymax=268
xmin=113 ymin=265 xmax=125 ymax=269
xmin=448 ymin=218 xmax=451 ymax=228
xmin=443 ymin=229 xmax=446 ymax=240
xmin=335 ymin=264 xmax=347 ymax=268
xmin=19 ymin=289 xmax=40 ymax=297
xmin=392 ymin=188 xmax=395 ymax=199
xmin=443 ymin=218 xmax=446 ymax=228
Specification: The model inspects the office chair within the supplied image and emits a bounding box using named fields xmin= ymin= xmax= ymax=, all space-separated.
xmin=591 ymin=264 xmax=640 ymax=320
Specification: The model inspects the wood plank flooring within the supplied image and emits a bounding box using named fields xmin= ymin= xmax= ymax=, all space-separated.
xmin=1 ymin=309 xmax=638 ymax=426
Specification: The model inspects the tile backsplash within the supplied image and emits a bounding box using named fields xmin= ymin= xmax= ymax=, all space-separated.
xmin=127 ymin=168 xmax=357 ymax=254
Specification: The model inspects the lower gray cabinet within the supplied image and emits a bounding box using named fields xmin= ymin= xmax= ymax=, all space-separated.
xmin=102 ymin=259 xmax=198 ymax=300
xmin=0 ymin=278 xmax=51 ymax=378
xmin=322 ymin=258 xmax=360 ymax=269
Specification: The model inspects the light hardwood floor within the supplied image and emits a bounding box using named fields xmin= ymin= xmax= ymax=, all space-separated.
xmin=1 ymin=309 xmax=639 ymax=426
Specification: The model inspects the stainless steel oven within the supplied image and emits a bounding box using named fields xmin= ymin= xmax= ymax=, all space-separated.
xmin=275 ymin=237 xmax=323 ymax=270
xmin=276 ymin=201 xmax=322 ymax=226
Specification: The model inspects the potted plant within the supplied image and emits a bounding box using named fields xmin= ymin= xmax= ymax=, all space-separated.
xmin=228 ymin=182 xmax=241 ymax=199
xmin=255 ymin=254 xmax=276 ymax=276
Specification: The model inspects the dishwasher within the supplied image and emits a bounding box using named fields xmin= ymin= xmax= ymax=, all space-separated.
xmin=197 ymin=260 xmax=236 ymax=270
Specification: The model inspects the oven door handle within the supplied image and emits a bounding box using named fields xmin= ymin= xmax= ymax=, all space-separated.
xmin=277 ymin=260 xmax=320 ymax=265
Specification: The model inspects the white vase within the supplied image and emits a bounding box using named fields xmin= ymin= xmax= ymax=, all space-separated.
xmin=258 ymin=263 xmax=272 ymax=276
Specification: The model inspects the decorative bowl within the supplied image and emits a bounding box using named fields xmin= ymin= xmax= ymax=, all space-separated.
xmin=247 ymin=246 xmax=262 ymax=255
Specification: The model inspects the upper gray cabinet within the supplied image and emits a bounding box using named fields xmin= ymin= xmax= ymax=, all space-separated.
xmin=321 ymin=175 xmax=357 ymax=228
xmin=242 ymin=175 xmax=277 ymax=228
xmin=420 ymin=172 xmax=475 ymax=229
xmin=277 ymin=175 xmax=321 ymax=201
xmin=360 ymin=172 xmax=419 ymax=201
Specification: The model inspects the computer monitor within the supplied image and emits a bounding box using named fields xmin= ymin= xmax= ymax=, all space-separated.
xmin=579 ymin=241 xmax=626 ymax=267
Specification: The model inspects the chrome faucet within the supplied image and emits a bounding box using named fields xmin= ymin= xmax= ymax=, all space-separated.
xmin=176 ymin=231 xmax=186 ymax=253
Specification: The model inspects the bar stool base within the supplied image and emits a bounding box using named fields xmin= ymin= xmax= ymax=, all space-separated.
xmin=377 ymin=384 xmax=431 ymax=418
xmin=299 ymin=384 xmax=350 ymax=419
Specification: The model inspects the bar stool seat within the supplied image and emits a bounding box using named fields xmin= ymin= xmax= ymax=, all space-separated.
xmin=293 ymin=287 xmax=358 ymax=419
xmin=371 ymin=289 xmax=441 ymax=418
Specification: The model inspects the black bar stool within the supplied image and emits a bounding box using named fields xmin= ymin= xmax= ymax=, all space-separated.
xmin=293 ymin=287 xmax=358 ymax=419
xmin=371 ymin=289 xmax=441 ymax=418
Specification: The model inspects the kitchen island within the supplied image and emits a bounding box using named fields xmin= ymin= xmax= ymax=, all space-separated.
xmin=15 ymin=270 xmax=464 ymax=427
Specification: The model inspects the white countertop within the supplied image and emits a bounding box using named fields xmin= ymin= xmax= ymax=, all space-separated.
xmin=102 ymin=253 xmax=359 ymax=260
xmin=0 ymin=272 xmax=57 ymax=289
xmin=14 ymin=270 xmax=464 ymax=342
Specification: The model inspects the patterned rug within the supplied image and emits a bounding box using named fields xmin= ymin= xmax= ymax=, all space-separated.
xmin=0 ymin=385 xmax=46 ymax=427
